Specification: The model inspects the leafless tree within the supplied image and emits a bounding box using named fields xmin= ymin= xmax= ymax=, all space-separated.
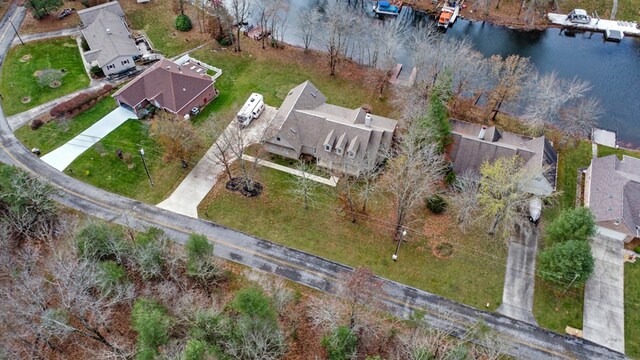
xmin=255 ymin=0 xmax=275 ymax=49
xmin=297 ymin=6 xmax=319 ymax=51
xmin=319 ymin=1 xmax=355 ymax=76
xmin=522 ymin=72 xmax=592 ymax=136
xmin=447 ymin=171 xmax=480 ymax=230
xmin=560 ymin=97 xmax=602 ymax=140
xmin=472 ymin=0 xmax=492 ymax=17
xmin=486 ymin=54 xmax=533 ymax=121
xmin=290 ymin=160 xmax=319 ymax=210
xmin=150 ymin=111 xmax=204 ymax=164
xmin=205 ymin=119 xmax=236 ymax=181
xmin=229 ymin=0 xmax=251 ymax=52
xmin=381 ymin=128 xmax=448 ymax=241
xmin=337 ymin=267 xmax=384 ymax=331
xmin=357 ymin=154 xmax=381 ymax=214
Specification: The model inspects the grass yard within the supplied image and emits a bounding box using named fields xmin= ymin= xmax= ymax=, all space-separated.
xmin=0 ymin=38 xmax=89 ymax=116
xmin=597 ymin=145 xmax=640 ymax=160
xmin=122 ymin=0 xmax=210 ymax=57
xmin=14 ymin=97 xmax=117 ymax=155
xmin=65 ymin=120 xmax=191 ymax=204
xmin=199 ymin=165 xmax=507 ymax=310
xmin=533 ymin=275 xmax=585 ymax=333
xmin=625 ymin=262 xmax=640 ymax=358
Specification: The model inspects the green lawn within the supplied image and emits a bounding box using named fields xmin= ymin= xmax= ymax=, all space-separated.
xmin=65 ymin=120 xmax=191 ymax=204
xmin=597 ymin=145 xmax=640 ymax=160
xmin=14 ymin=97 xmax=118 ymax=155
xmin=625 ymin=262 xmax=640 ymax=358
xmin=533 ymin=275 xmax=585 ymax=334
xmin=199 ymin=166 xmax=507 ymax=310
xmin=559 ymin=0 xmax=640 ymax=21
xmin=0 ymin=38 xmax=89 ymax=116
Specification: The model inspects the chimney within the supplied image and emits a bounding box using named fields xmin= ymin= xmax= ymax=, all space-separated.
xmin=365 ymin=113 xmax=372 ymax=127
xmin=106 ymin=28 xmax=111 ymax=34
xmin=478 ymin=125 xmax=487 ymax=140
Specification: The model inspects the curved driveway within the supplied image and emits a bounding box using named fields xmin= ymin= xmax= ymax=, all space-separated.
xmin=0 ymin=6 xmax=628 ymax=360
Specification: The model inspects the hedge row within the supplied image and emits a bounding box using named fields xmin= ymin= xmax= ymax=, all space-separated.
xmin=50 ymin=84 xmax=114 ymax=118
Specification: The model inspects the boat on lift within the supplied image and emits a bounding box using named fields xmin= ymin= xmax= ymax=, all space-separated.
xmin=437 ymin=1 xmax=460 ymax=28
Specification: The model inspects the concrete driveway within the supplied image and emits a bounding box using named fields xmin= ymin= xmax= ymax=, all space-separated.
xmin=583 ymin=228 xmax=626 ymax=353
xmin=41 ymin=106 xmax=136 ymax=171
xmin=497 ymin=223 xmax=539 ymax=324
xmin=156 ymin=106 xmax=279 ymax=217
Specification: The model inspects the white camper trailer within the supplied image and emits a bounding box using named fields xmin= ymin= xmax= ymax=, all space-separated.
xmin=237 ymin=93 xmax=265 ymax=127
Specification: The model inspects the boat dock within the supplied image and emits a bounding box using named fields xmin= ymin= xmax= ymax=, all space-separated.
xmin=389 ymin=63 xmax=417 ymax=87
xmin=548 ymin=13 xmax=640 ymax=37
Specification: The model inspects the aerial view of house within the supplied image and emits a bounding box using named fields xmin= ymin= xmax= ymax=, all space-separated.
xmin=264 ymin=81 xmax=397 ymax=175
xmin=2 ymin=0 xmax=640 ymax=359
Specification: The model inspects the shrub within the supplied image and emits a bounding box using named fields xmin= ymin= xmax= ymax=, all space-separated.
xmin=539 ymin=240 xmax=594 ymax=287
xmin=132 ymin=299 xmax=171 ymax=359
xmin=97 ymin=260 xmax=126 ymax=293
xmin=634 ymin=246 xmax=640 ymax=254
xmin=132 ymin=227 xmax=167 ymax=280
xmin=544 ymin=207 xmax=596 ymax=244
xmin=30 ymin=118 xmax=44 ymax=130
xmin=426 ymin=194 xmax=448 ymax=214
xmin=50 ymin=84 xmax=114 ymax=118
xmin=183 ymin=339 xmax=208 ymax=360
xmin=80 ymin=36 xmax=90 ymax=51
xmin=445 ymin=170 xmax=456 ymax=185
xmin=185 ymin=234 xmax=221 ymax=282
xmin=175 ymin=14 xmax=193 ymax=31
xmin=90 ymin=65 xmax=104 ymax=77
xmin=76 ymin=222 xmax=126 ymax=262
xmin=321 ymin=326 xmax=358 ymax=360
xmin=231 ymin=287 xmax=276 ymax=320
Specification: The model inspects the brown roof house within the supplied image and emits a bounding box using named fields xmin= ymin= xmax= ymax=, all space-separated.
xmin=448 ymin=119 xmax=558 ymax=196
xmin=263 ymin=81 xmax=398 ymax=176
xmin=78 ymin=2 xmax=140 ymax=76
xmin=584 ymin=155 xmax=640 ymax=242
xmin=112 ymin=58 xmax=218 ymax=118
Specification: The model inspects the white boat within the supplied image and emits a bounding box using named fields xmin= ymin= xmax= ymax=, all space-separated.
xmin=605 ymin=28 xmax=624 ymax=42
xmin=437 ymin=2 xmax=460 ymax=28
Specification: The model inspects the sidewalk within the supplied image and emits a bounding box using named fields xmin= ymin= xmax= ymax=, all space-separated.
xmin=12 ymin=27 xmax=81 ymax=45
xmin=241 ymin=154 xmax=339 ymax=187
xmin=156 ymin=106 xmax=279 ymax=218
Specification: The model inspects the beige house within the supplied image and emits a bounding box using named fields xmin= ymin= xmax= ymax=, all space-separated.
xmin=584 ymin=154 xmax=640 ymax=242
xmin=263 ymin=81 xmax=398 ymax=176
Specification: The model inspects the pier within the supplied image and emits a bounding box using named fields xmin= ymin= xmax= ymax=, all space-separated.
xmin=548 ymin=12 xmax=640 ymax=37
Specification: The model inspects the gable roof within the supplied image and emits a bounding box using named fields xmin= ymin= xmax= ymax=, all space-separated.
xmin=81 ymin=10 xmax=140 ymax=66
xmin=112 ymin=59 xmax=215 ymax=114
xmin=265 ymin=81 xmax=397 ymax=169
xmin=78 ymin=1 xmax=125 ymax=25
xmin=448 ymin=119 xmax=558 ymax=195
xmin=587 ymin=155 xmax=640 ymax=236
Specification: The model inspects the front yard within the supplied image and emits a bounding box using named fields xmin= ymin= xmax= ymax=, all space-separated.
xmin=0 ymin=38 xmax=89 ymax=116
xmin=625 ymin=261 xmax=640 ymax=358
xmin=198 ymin=164 xmax=507 ymax=310
xmin=15 ymin=96 xmax=117 ymax=155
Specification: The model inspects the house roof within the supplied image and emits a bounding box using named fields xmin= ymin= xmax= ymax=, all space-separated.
xmin=266 ymin=81 xmax=397 ymax=168
xmin=448 ymin=119 xmax=558 ymax=194
xmin=112 ymin=59 xmax=215 ymax=114
xmin=587 ymin=155 xmax=640 ymax=236
xmin=77 ymin=1 xmax=125 ymax=25
xmin=81 ymin=10 xmax=140 ymax=66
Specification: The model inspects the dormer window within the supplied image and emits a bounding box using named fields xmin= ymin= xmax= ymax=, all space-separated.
xmin=348 ymin=151 xmax=355 ymax=158
xmin=325 ymin=145 xmax=331 ymax=152
xmin=336 ymin=148 xmax=343 ymax=155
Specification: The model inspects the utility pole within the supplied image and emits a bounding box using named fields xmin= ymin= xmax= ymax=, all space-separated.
xmin=139 ymin=148 xmax=154 ymax=187
xmin=9 ymin=19 xmax=24 ymax=46
xmin=392 ymin=229 xmax=407 ymax=262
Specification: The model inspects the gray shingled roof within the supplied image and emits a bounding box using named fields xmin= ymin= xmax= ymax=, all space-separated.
xmin=265 ymin=81 xmax=397 ymax=169
xmin=112 ymin=59 xmax=214 ymax=114
xmin=78 ymin=1 xmax=125 ymax=25
xmin=449 ymin=119 xmax=558 ymax=195
xmin=588 ymin=155 xmax=640 ymax=236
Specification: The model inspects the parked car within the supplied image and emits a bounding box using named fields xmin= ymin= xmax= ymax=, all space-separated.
xmin=58 ymin=8 xmax=74 ymax=20
xmin=567 ymin=9 xmax=591 ymax=24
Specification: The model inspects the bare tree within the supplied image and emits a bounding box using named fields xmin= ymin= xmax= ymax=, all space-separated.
xmin=255 ymin=0 xmax=275 ymax=49
xmin=290 ymin=160 xmax=319 ymax=210
xmin=447 ymin=171 xmax=480 ymax=230
xmin=560 ymin=97 xmax=602 ymax=140
xmin=150 ymin=111 xmax=203 ymax=164
xmin=319 ymin=1 xmax=355 ymax=76
xmin=298 ymin=6 xmax=319 ymax=52
xmin=381 ymin=128 xmax=448 ymax=241
xmin=486 ymin=54 xmax=532 ymax=121
xmin=229 ymin=0 xmax=250 ymax=52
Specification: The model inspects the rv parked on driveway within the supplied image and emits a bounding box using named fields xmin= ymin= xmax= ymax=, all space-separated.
xmin=237 ymin=93 xmax=265 ymax=127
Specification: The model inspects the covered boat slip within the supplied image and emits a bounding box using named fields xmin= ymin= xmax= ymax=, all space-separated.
xmin=373 ymin=0 xmax=402 ymax=15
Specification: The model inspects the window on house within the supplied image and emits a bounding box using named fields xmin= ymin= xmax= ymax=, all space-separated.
xmin=121 ymin=59 xmax=129 ymax=65
xmin=107 ymin=64 xmax=115 ymax=69
xmin=336 ymin=148 xmax=343 ymax=155
xmin=313 ymin=147 xmax=316 ymax=154
xmin=348 ymin=151 xmax=355 ymax=158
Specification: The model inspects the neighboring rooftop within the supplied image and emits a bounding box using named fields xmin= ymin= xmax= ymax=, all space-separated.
xmin=113 ymin=58 xmax=214 ymax=115
xmin=586 ymin=154 xmax=640 ymax=239
xmin=81 ymin=9 xmax=140 ymax=67
xmin=77 ymin=1 xmax=125 ymax=25
xmin=449 ymin=119 xmax=557 ymax=195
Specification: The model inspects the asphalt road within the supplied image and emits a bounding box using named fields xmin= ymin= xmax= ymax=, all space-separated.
xmin=0 ymin=7 xmax=628 ymax=360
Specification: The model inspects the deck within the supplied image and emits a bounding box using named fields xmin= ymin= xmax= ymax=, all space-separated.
xmin=548 ymin=13 xmax=640 ymax=37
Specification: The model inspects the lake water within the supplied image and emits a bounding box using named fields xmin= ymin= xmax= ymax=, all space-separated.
xmin=249 ymin=0 xmax=640 ymax=146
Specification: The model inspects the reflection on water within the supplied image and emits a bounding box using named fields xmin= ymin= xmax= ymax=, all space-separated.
xmin=248 ymin=0 xmax=640 ymax=146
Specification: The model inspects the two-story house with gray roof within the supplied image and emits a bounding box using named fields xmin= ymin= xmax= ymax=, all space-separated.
xmin=263 ymin=81 xmax=398 ymax=176
xmin=584 ymin=154 xmax=640 ymax=242
xmin=78 ymin=2 xmax=140 ymax=76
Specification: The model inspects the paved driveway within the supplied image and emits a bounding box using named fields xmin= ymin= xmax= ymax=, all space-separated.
xmin=583 ymin=228 xmax=625 ymax=353
xmin=156 ymin=106 xmax=279 ymax=217
xmin=41 ymin=107 xmax=136 ymax=171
